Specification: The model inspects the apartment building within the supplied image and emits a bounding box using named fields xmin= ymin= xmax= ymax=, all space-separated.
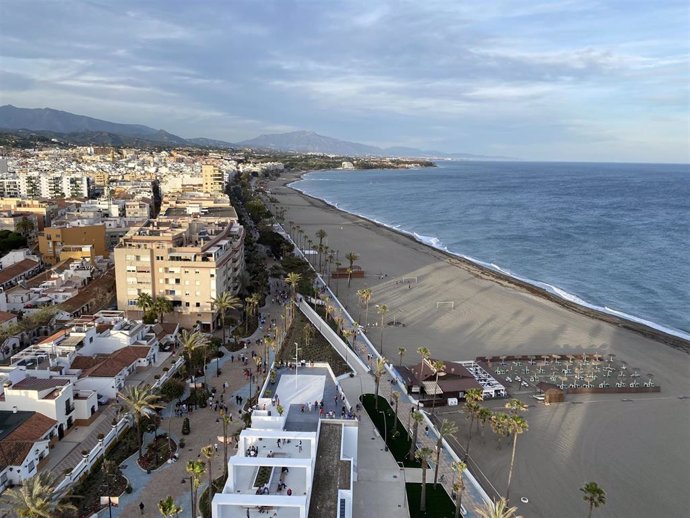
xmin=202 ymin=164 xmax=225 ymax=194
xmin=0 ymin=172 xmax=92 ymax=199
xmin=0 ymin=199 xmax=57 ymax=230
xmin=114 ymin=194 xmax=244 ymax=330
xmin=38 ymin=224 xmax=108 ymax=265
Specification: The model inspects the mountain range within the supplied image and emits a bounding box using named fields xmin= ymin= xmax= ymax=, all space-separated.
xmin=0 ymin=105 xmax=512 ymax=159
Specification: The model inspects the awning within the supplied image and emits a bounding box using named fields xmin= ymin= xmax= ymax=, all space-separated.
xmin=422 ymin=380 xmax=443 ymax=395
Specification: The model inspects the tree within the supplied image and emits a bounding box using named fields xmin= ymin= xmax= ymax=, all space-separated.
xmin=158 ymin=495 xmax=182 ymax=517
xmin=201 ymin=445 xmax=215 ymax=504
xmin=451 ymin=461 xmax=467 ymax=518
xmin=178 ymin=329 xmax=207 ymax=371
xmin=430 ymin=359 xmax=445 ymax=415
xmin=186 ymin=460 xmax=206 ymax=518
xmin=315 ymin=229 xmax=327 ymax=272
xmin=153 ymin=295 xmax=173 ymax=324
xmin=211 ymin=292 xmax=241 ymax=343
xmin=136 ymin=292 xmax=154 ymax=316
xmin=0 ymin=472 xmax=76 ymax=518
xmin=376 ymin=304 xmax=388 ymax=354
xmin=581 ymin=482 xmax=606 ymax=518
xmin=373 ymin=357 xmax=387 ymax=410
xmin=434 ymin=419 xmax=458 ymax=487
xmin=357 ymin=288 xmax=372 ymax=326
xmin=409 ymin=410 xmax=424 ymax=459
xmin=118 ymin=384 xmax=163 ymax=458
xmin=398 ymin=347 xmax=406 ymax=367
xmin=463 ymin=388 xmax=484 ymax=461
xmin=345 ymin=251 xmax=358 ymax=287
xmin=417 ymin=347 xmax=430 ymax=393
xmin=504 ymin=400 xmax=528 ymax=500
xmin=15 ymin=216 xmax=35 ymax=239
xmin=285 ymin=272 xmax=302 ymax=298
xmin=245 ymin=293 xmax=261 ymax=335
xmin=220 ymin=411 xmax=231 ymax=478
xmin=391 ymin=392 xmax=400 ymax=433
xmin=490 ymin=412 xmax=510 ymax=448
xmin=477 ymin=407 xmax=493 ymax=437
xmin=474 ymin=498 xmax=522 ymax=518
xmin=415 ymin=446 xmax=434 ymax=512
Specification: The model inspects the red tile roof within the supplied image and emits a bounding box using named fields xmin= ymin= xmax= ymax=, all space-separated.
xmin=0 ymin=259 xmax=40 ymax=285
xmin=75 ymin=346 xmax=152 ymax=378
xmin=0 ymin=413 xmax=56 ymax=469
xmin=0 ymin=311 xmax=17 ymax=324
xmin=11 ymin=377 xmax=70 ymax=391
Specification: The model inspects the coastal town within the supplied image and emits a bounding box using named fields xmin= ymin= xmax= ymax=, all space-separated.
xmin=0 ymin=138 xmax=684 ymax=518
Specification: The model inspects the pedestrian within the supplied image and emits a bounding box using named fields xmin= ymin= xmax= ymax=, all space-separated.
xmin=215 ymin=443 xmax=219 ymax=453
xmin=424 ymin=426 xmax=429 ymax=437
xmin=231 ymin=354 xmax=234 ymax=362
xmin=139 ymin=502 xmax=145 ymax=515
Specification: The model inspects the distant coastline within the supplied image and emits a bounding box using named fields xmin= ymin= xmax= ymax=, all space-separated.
xmin=281 ymin=171 xmax=690 ymax=354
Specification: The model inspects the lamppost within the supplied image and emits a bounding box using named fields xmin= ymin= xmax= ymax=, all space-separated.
xmin=294 ymin=342 xmax=301 ymax=385
xmin=378 ymin=410 xmax=389 ymax=451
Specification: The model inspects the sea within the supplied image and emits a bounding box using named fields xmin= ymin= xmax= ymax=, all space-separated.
xmin=291 ymin=161 xmax=690 ymax=340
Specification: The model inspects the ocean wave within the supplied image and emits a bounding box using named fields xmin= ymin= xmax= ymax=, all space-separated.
xmin=288 ymin=182 xmax=690 ymax=342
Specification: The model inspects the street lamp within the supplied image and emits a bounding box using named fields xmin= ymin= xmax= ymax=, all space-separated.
xmin=294 ymin=342 xmax=301 ymax=387
xmin=378 ymin=410 xmax=389 ymax=451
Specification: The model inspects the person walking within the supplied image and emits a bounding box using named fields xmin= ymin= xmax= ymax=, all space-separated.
xmin=139 ymin=501 xmax=145 ymax=515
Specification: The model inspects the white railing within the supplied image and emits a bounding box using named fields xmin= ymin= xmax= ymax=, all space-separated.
xmin=54 ymin=414 xmax=131 ymax=494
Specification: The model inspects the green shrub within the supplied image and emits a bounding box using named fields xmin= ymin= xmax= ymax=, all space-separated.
xmin=182 ymin=417 xmax=191 ymax=435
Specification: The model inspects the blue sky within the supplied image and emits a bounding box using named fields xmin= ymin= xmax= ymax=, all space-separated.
xmin=0 ymin=0 xmax=688 ymax=162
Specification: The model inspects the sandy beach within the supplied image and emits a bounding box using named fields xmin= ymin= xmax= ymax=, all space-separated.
xmin=269 ymin=172 xmax=690 ymax=518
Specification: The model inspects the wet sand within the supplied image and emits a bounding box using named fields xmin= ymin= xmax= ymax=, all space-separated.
xmin=268 ymin=173 xmax=690 ymax=517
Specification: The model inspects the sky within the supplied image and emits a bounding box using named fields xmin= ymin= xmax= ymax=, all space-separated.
xmin=0 ymin=0 xmax=688 ymax=162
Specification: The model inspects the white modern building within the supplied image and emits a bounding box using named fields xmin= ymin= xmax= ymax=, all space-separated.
xmin=212 ymin=366 xmax=357 ymax=518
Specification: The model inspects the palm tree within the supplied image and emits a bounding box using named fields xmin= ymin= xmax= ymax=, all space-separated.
xmin=210 ymin=292 xmax=241 ymax=343
xmin=463 ymin=388 xmax=484 ymax=461
xmin=581 ymin=482 xmax=606 ymax=518
xmin=373 ymin=357 xmax=387 ymax=410
xmin=186 ymin=460 xmax=206 ymax=518
xmin=477 ymin=407 xmax=492 ymax=437
xmin=316 ymin=229 xmax=327 ymax=271
xmin=505 ymin=398 xmax=528 ymax=416
xmin=0 ymin=472 xmax=76 ymax=518
xmin=451 ymin=461 xmax=467 ymax=518
xmin=431 ymin=359 xmax=445 ymax=415
xmin=285 ymin=272 xmax=301 ymax=320
xmin=201 ymin=445 xmax=215 ymax=503
xmin=505 ymin=414 xmax=528 ymax=500
xmin=415 ymin=446 xmax=434 ymax=512
xmin=357 ymin=288 xmax=372 ymax=325
xmin=118 ymin=384 xmax=163 ymax=458
xmin=220 ymin=411 xmax=231 ymax=478
xmin=245 ymin=293 xmax=261 ymax=335
xmin=377 ymin=304 xmax=388 ymax=354
xmin=325 ymin=303 xmax=335 ymax=323
xmin=158 ymin=495 xmax=182 ymax=517
xmin=178 ymin=329 xmax=205 ymax=371
xmin=333 ymin=316 xmax=345 ymax=334
xmin=490 ymin=412 xmax=510 ymax=449
xmin=417 ymin=347 xmax=431 ymax=395
xmin=409 ymin=410 xmax=424 ymax=459
xmin=153 ymin=295 xmax=173 ymax=324
xmin=136 ymin=292 xmax=154 ymax=317
xmin=345 ymin=251 xmax=358 ymax=287
xmin=334 ymin=260 xmax=342 ymax=296
xmin=474 ymin=498 xmax=522 ymax=518
xmin=434 ymin=419 xmax=458 ymax=487
xmin=384 ymin=381 xmax=400 ymax=421
xmin=398 ymin=347 xmax=406 ymax=367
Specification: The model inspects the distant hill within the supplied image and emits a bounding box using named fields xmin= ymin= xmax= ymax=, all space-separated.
xmin=239 ymin=130 xmax=515 ymax=160
xmin=0 ymin=105 xmax=515 ymax=159
xmin=0 ymin=105 xmax=188 ymax=146
xmin=237 ymin=130 xmax=382 ymax=156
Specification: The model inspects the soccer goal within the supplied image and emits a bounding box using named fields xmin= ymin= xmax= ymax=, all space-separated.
xmin=402 ymin=276 xmax=418 ymax=284
xmin=436 ymin=301 xmax=455 ymax=310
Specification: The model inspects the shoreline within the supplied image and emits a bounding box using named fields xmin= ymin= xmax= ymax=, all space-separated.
xmin=277 ymin=170 xmax=690 ymax=354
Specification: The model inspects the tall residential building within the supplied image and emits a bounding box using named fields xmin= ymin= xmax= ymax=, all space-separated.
xmin=0 ymin=172 xmax=91 ymax=199
xmin=114 ymin=194 xmax=244 ymax=330
xmin=38 ymin=224 xmax=108 ymax=265
xmin=202 ymin=164 xmax=225 ymax=194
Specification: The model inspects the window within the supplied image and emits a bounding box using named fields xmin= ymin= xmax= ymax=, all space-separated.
xmin=195 ymin=302 xmax=201 ymax=307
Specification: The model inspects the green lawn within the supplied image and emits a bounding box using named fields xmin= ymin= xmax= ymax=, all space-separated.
xmin=406 ymin=483 xmax=457 ymax=518
xmin=361 ymin=393 xmax=420 ymax=467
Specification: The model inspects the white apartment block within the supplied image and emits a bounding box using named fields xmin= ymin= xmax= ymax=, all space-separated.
xmin=0 ymin=172 xmax=91 ymax=199
xmin=114 ymin=194 xmax=245 ymax=330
